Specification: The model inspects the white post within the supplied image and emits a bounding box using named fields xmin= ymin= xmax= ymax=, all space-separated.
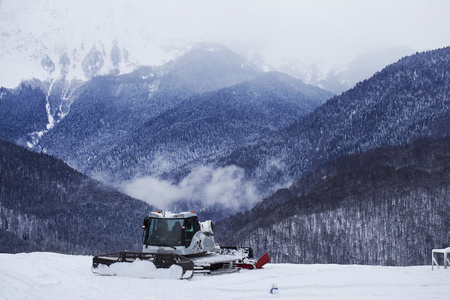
xmin=445 ymin=251 xmax=448 ymax=269
xmin=432 ymin=250 xmax=439 ymax=270
xmin=432 ymin=250 xmax=434 ymax=270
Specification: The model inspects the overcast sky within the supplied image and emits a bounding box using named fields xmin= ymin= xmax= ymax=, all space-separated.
xmin=144 ymin=0 xmax=450 ymax=66
xmin=1 ymin=0 xmax=450 ymax=82
xmin=81 ymin=0 xmax=450 ymax=66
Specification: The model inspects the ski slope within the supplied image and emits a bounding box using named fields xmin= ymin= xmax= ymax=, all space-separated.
xmin=0 ymin=252 xmax=448 ymax=300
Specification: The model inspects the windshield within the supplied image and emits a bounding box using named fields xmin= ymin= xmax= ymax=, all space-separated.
xmin=145 ymin=218 xmax=184 ymax=246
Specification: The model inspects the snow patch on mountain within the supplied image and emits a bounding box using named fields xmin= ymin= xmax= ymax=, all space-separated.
xmin=0 ymin=1 xmax=192 ymax=88
xmin=25 ymin=79 xmax=55 ymax=148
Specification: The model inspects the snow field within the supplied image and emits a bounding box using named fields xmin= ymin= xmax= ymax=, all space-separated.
xmin=0 ymin=252 xmax=449 ymax=300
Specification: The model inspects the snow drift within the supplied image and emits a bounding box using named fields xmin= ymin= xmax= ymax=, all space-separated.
xmin=0 ymin=252 xmax=449 ymax=300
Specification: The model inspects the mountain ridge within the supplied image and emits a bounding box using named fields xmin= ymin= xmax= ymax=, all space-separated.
xmin=0 ymin=138 xmax=153 ymax=254
xmin=1 ymin=46 xmax=448 ymax=223
xmin=220 ymin=47 xmax=450 ymax=192
xmin=216 ymin=136 xmax=450 ymax=265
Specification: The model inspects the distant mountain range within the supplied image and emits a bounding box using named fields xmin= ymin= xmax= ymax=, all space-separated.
xmin=0 ymin=45 xmax=448 ymax=264
xmin=0 ymin=44 xmax=333 ymax=215
xmin=221 ymin=47 xmax=450 ymax=192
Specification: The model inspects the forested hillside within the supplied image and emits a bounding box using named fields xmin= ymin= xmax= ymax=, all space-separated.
xmin=0 ymin=139 xmax=153 ymax=254
xmin=0 ymin=44 xmax=332 ymax=221
xmin=36 ymin=45 xmax=263 ymax=175
xmin=222 ymin=47 xmax=450 ymax=193
xmin=81 ymin=71 xmax=332 ymax=182
xmin=0 ymin=84 xmax=47 ymax=145
xmin=216 ymin=136 xmax=450 ymax=266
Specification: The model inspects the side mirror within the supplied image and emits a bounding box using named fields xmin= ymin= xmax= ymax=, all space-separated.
xmin=142 ymin=217 xmax=150 ymax=229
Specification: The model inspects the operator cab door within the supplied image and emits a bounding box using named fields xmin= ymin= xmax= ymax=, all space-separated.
xmin=183 ymin=216 xmax=200 ymax=248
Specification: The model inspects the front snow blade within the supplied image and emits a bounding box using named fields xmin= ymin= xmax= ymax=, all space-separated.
xmin=92 ymin=251 xmax=194 ymax=279
xmin=255 ymin=252 xmax=270 ymax=269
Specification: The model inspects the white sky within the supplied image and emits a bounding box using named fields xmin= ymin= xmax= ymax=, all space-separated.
xmin=1 ymin=0 xmax=450 ymax=84
xmin=103 ymin=0 xmax=450 ymax=66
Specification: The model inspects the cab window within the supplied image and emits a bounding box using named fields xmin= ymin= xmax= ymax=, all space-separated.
xmin=184 ymin=217 xmax=200 ymax=247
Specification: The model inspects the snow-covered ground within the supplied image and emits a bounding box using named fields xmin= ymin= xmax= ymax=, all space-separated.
xmin=0 ymin=252 xmax=449 ymax=300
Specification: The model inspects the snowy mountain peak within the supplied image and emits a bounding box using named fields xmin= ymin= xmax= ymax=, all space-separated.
xmin=0 ymin=1 xmax=194 ymax=88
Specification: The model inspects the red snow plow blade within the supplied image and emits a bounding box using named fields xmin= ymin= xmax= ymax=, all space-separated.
xmin=238 ymin=252 xmax=270 ymax=269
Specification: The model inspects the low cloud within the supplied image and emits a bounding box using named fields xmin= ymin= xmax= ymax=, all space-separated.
xmin=121 ymin=165 xmax=259 ymax=210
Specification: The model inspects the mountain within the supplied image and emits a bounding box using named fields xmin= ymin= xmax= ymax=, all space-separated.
xmin=12 ymin=47 xmax=330 ymax=215
xmin=160 ymin=43 xmax=261 ymax=95
xmin=221 ymin=47 xmax=450 ymax=192
xmin=0 ymin=44 xmax=332 ymax=219
xmin=2 ymin=46 xmax=449 ymax=224
xmin=279 ymin=45 xmax=416 ymax=94
xmin=33 ymin=45 xmax=261 ymax=168
xmin=0 ymin=139 xmax=153 ymax=254
xmin=0 ymin=84 xmax=48 ymax=145
xmin=216 ymin=136 xmax=450 ymax=266
xmin=79 ymin=71 xmax=332 ymax=182
xmin=1 ymin=41 xmax=449 ymax=264
xmin=0 ymin=1 xmax=195 ymax=88
xmin=0 ymin=78 xmax=86 ymax=149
